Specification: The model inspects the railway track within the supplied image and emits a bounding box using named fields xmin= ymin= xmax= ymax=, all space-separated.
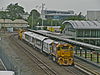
xmin=9 ymin=34 xmax=57 ymax=75
xmin=9 ymin=33 xmax=100 ymax=75
xmin=62 ymin=60 xmax=100 ymax=75
xmin=63 ymin=66 xmax=86 ymax=75
xmin=75 ymin=60 xmax=100 ymax=75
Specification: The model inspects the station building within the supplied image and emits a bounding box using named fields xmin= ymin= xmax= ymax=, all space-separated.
xmin=62 ymin=20 xmax=100 ymax=46
xmin=41 ymin=10 xmax=75 ymax=20
xmin=86 ymin=11 xmax=100 ymax=21
xmin=0 ymin=19 xmax=28 ymax=32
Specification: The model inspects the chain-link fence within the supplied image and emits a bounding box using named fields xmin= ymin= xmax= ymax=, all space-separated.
xmin=0 ymin=37 xmax=21 ymax=75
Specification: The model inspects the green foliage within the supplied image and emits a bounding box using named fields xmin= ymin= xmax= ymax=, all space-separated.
xmin=30 ymin=9 xmax=40 ymax=19
xmin=6 ymin=3 xmax=25 ymax=20
xmin=43 ymin=26 xmax=47 ymax=30
xmin=0 ymin=11 xmax=7 ymax=19
xmin=41 ymin=19 xmax=61 ymax=26
xmin=27 ymin=9 xmax=40 ymax=28
xmin=63 ymin=15 xmax=85 ymax=21
xmin=60 ymin=24 xmax=65 ymax=31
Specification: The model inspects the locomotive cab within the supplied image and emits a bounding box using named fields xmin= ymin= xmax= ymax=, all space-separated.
xmin=56 ymin=44 xmax=74 ymax=65
xmin=51 ymin=43 xmax=74 ymax=65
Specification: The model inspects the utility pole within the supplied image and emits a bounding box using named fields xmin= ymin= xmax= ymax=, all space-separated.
xmin=31 ymin=11 xmax=33 ymax=29
xmin=2 ymin=7 xmax=6 ymax=33
xmin=41 ymin=3 xmax=45 ymax=30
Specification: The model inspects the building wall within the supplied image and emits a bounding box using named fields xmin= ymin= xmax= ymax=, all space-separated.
xmin=42 ymin=10 xmax=75 ymax=20
xmin=76 ymin=39 xmax=100 ymax=46
xmin=86 ymin=11 xmax=100 ymax=21
xmin=75 ymin=29 xmax=100 ymax=46
xmin=62 ymin=23 xmax=100 ymax=46
xmin=76 ymin=29 xmax=100 ymax=37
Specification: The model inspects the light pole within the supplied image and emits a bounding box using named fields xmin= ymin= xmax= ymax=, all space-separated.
xmin=41 ymin=3 xmax=45 ymax=30
xmin=31 ymin=11 xmax=33 ymax=29
xmin=2 ymin=8 xmax=6 ymax=34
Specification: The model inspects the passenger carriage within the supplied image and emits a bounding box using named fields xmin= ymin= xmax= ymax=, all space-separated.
xmin=22 ymin=31 xmax=33 ymax=43
xmin=34 ymin=34 xmax=48 ymax=52
xmin=43 ymin=39 xmax=54 ymax=54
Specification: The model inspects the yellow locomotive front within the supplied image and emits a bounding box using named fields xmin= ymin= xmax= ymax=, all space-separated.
xmin=51 ymin=43 xmax=74 ymax=65
xmin=56 ymin=44 xmax=74 ymax=65
xmin=18 ymin=29 xmax=25 ymax=40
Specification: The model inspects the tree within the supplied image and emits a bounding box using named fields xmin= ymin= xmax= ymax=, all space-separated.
xmin=63 ymin=13 xmax=85 ymax=21
xmin=28 ymin=9 xmax=40 ymax=28
xmin=6 ymin=3 xmax=25 ymax=20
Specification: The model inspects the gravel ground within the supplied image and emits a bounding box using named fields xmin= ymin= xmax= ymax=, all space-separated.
xmin=0 ymin=32 xmax=86 ymax=75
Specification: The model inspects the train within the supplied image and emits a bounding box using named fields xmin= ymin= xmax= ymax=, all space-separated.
xmin=18 ymin=30 xmax=74 ymax=65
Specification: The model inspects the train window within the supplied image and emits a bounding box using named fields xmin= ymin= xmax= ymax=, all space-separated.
xmin=43 ymin=43 xmax=48 ymax=50
xmin=32 ymin=38 xmax=34 ymax=42
xmin=61 ymin=46 xmax=69 ymax=50
xmin=36 ymin=39 xmax=41 ymax=46
xmin=25 ymin=34 xmax=30 ymax=40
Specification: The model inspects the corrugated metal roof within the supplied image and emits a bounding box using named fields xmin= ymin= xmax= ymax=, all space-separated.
xmin=0 ymin=19 xmax=12 ymax=23
xmin=24 ymin=31 xmax=48 ymax=41
xmin=34 ymin=34 xmax=48 ymax=41
xmin=12 ymin=19 xmax=28 ymax=24
xmin=24 ymin=32 xmax=33 ymax=36
xmin=63 ymin=20 xmax=100 ymax=29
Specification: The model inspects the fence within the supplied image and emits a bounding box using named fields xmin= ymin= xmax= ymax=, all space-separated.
xmin=75 ymin=46 xmax=100 ymax=64
xmin=0 ymin=38 xmax=21 ymax=75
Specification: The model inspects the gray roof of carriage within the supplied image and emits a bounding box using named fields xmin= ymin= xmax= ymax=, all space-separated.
xmin=63 ymin=20 xmax=100 ymax=29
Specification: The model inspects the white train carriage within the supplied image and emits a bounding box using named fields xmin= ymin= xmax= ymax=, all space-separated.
xmin=34 ymin=34 xmax=48 ymax=51
xmin=22 ymin=31 xmax=33 ymax=43
xmin=43 ymin=39 xmax=53 ymax=54
xmin=22 ymin=31 xmax=38 ymax=47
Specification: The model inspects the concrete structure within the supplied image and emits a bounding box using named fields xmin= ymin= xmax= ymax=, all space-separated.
xmin=62 ymin=20 xmax=100 ymax=46
xmin=86 ymin=11 xmax=100 ymax=21
xmin=41 ymin=10 xmax=75 ymax=20
xmin=0 ymin=19 xmax=28 ymax=32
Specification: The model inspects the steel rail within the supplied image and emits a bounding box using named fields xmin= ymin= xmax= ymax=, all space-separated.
xmin=10 ymin=34 xmax=57 ymax=75
xmin=75 ymin=63 xmax=100 ymax=75
xmin=10 ymin=34 xmax=100 ymax=75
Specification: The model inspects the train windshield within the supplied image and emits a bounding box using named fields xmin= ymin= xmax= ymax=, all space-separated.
xmin=61 ymin=46 xmax=69 ymax=50
xmin=57 ymin=46 xmax=69 ymax=50
xmin=57 ymin=47 xmax=60 ymax=50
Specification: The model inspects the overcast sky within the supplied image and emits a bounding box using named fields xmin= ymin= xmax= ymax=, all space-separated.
xmin=0 ymin=0 xmax=100 ymax=15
